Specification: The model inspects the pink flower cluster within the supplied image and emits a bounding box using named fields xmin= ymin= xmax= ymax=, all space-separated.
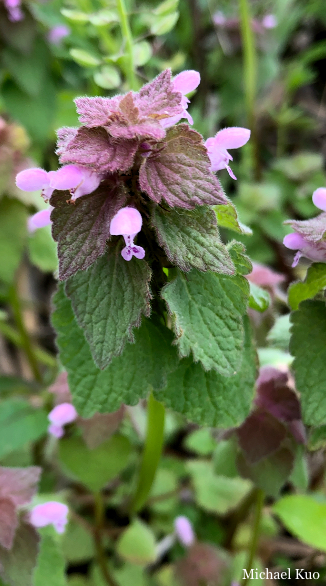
xmin=4 ymin=0 xmax=23 ymax=21
xmin=283 ymin=188 xmax=326 ymax=266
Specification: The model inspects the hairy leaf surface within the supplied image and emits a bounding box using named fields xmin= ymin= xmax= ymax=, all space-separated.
xmin=161 ymin=269 xmax=249 ymax=374
xmin=65 ymin=245 xmax=152 ymax=368
xmin=52 ymin=286 xmax=178 ymax=416
xmin=139 ymin=125 xmax=227 ymax=209
xmin=151 ymin=205 xmax=234 ymax=274
xmin=51 ymin=182 xmax=126 ymax=280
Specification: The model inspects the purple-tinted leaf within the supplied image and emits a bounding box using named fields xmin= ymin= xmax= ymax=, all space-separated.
xmin=255 ymin=367 xmax=301 ymax=422
xmin=48 ymin=372 xmax=71 ymax=404
xmin=237 ymin=445 xmax=295 ymax=498
xmin=236 ymin=409 xmax=287 ymax=464
xmin=151 ymin=205 xmax=235 ymax=274
xmin=65 ymin=243 xmax=152 ymax=369
xmin=175 ymin=543 xmax=230 ymax=586
xmin=50 ymin=180 xmax=127 ymax=280
xmin=56 ymin=127 xmax=78 ymax=157
xmin=107 ymin=92 xmax=165 ymax=141
xmin=59 ymin=127 xmax=139 ymax=174
xmin=0 ymin=466 xmax=41 ymax=507
xmin=75 ymin=95 xmax=123 ymax=127
xmin=285 ymin=213 xmax=326 ymax=243
xmin=79 ymin=406 xmax=125 ymax=449
xmin=139 ymin=125 xmax=227 ymax=209
xmin=133 ymin=69 xmax=183 ymax=120
xmin=287 ymin=420 xmax=307 ymax=444
xmin=0 ymin=522 xmax=40 ymax=586
xmin=0 ymin=498 xmax=18 ymax=550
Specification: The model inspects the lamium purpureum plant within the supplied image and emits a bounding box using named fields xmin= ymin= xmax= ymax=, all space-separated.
xmin=16 ymin=68 xmax=254 ymax=513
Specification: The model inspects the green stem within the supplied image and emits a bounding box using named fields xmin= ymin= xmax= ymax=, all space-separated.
xmin=94 ymin=492 xmax=118 ymax=586
xmin=0 ymin=320 xmax=57 ymax=368
xmin=129 ymin=392 xmax=165 ymax=514
xmin=238 ymin=0 xmax=260 ymax=180
xmin=116 ymin=0 xmax=136 ymax=90
xmin=243 ymin=489 xmax=265 ymax=586
xmin=8 ymin=284 xmax=43 ymax=383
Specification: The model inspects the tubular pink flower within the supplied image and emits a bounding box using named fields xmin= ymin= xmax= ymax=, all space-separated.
xmin=110 ymin=207 xmax=145 ymax=262
xmin=283 ymin=233 xmax=307 ymax=251
xmin=312 ymin=187 xmax=326 ymax=212
xmin=205 ymin=127 xmax=251 ymax=179
xmin=29 ymin=502 xmax=69 ymax=534
xmin=160 ymin=70 xmax=200 ymax=128
xmin=49 ymin=164 xmax=84 ymax=191
xmin=48 ymin=402 xmax=77 ymax=438
xmin=16 ymin=168 xmax=49 ymax=192
xmin=28 ymin=207 xmax=53 ymax=233
xmin=70 ymin=168 xmax=102 ymax=201
xmin=174 ymin=516 xmax=195 ymax=547
xmin=4 ymin=0 xmax=23 ymax=21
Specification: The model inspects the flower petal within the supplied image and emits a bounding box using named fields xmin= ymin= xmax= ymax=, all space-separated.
xmin=214 ymin=127 xmax=251 ymax=150
xmin=50 ymin=165 xmax=84 ymax=190
xmin=173 ymin=70 xmax=200 ymax=95
xmin=312 ymin=187 xmax=326 ymax=212
xmin=28 ymin=208 xmax=53 ymax=232
xmin=110 ymin=207 xmax=142 ymax=236
xmin=16 ymin=168 xmax=49 ymax=191
xmin=48 ymin=402 xmax=77 ymax=426
xmin=283 ymin=233 xmax=307 ymax=251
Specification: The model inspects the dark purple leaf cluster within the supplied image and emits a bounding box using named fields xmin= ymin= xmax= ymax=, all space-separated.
xmin=228 ymin=367 xmax=306 ymax=496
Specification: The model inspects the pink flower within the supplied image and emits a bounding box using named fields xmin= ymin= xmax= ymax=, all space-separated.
xmin=110 ymin=207 xmax=145 ymax=261
xmin=205 ymin=127 xmax=251 ymax=179
xmin=174 ymin=516 xmax=195 ymax=547
xmin=48 ymin=402 xmax=77 ymax=439
xmin=283 ymin=233 xmax=326 ymax=267
xmin=312 ymin=187 xmax=326 ymax=212
xmin=28 ymin=207 xmax=54 ymax=233
xmin=17 ymin=165 xmax=101 ymax=231
xmin=160 ymin=70 xmax=200 ymax=128
xmin=261 ymin=14 xmax=277 ymax=29
xmin=4 ymin=0 xmax=23 ymax=21
xmin=29 ymin=502 xmax=69 ymax=534
xmin=48 ymin=25 xmax=70 ymax=45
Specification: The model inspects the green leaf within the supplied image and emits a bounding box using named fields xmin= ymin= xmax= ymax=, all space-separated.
xmin=0 ymin=400 xmax=48 ymax=459
xmin=266 ymin=314 xmax=291 ymax=351
xmin=58 ymin=434 xmax=131 ymax=492
xmin=0 ymin=198 xmax=28 ymax=285
xmin=237 ymin=446 xmax=295 ymax=498
xmin=65 ymin=246 xmax=152 ymax=369
xmin=308 ymin=425 xmax=326 ymax=451
xmin=61 ymin=9 xmax=90 ymax=22
xmin=33 ymin=528 xmax=66 ymax=586
xmin=227 ymin=241 xmax=252 ymax=276
xmin=214 ymin=202 xmax=252 ymax=235
xmin=184 ymin=428 xmax=216 ymax=456
xmin=2 ymin=38 xmax=50 ymax=98
xmin=89 ymin=9 xmax=119 ymax=26
xmin=62 ymin=522 xmax=95 ymax=564
xmin=273 ymin=495 xmax=326 ymax=551
xmin=52 ymin=286 xmax=177 ymax=417
xmin=248 ymin=282 xmax=271 ymax=313
xmin=275 ymin=152 xmax=323 ymax=181
xmin=117 ymin=519 xmax=156 ymax=565
xmin=290 ymin=300 xmax=326 ymax=425
xmin=27 ymin=226 xmax=58 ymax=273
xmin=161 ymin=269 xmax=249 ymax=374
xmin=187 ymin=461 xmax=252 ymax=515
xmin=70 ymin=49 xmax=101 ymax=67
xmin=150 ymin=12 xmax=179 ymax=35
xmin=0 ymin=523 xmax=39 ymax=586
xmin=288 ymin=263 xmax=326 ymax=310
xmin=151 ymin=205 xmax=235 ymax=274
xmin=94 ymin=66 xmax=121 ymax=90
xmin=155 ymin=316 xmax=256 ymax=427
xmin=133 ymin=42 xmax=152 ymax=67
xmin=149 ymin=469 xmax=178 ymax=513
xmin=153 ymin=0 xmax=179 ymax=15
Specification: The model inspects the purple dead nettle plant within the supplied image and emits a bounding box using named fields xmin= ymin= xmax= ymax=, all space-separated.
xmin=16 ymin=68 xmax=250 ymax=266
xmin=283 ymin=187 xmax=326 ymax=266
